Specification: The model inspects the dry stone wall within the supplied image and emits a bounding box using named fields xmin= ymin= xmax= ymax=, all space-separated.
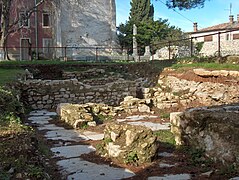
xmin=21 ymin=79 xmax=136 ymax=109
xmin=200 ymin=41 xmax=239 ymax=57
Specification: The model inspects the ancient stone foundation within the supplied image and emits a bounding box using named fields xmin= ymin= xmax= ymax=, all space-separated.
xmin=21 ymin=79 xmax=136 ymax=109
xmin=170 ymin=105 xmax=239 ymax=168
xmin=142 ymin=75 xmax=239 ymax=109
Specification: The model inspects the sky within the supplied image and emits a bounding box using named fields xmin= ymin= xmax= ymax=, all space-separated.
xmin=115 ymin=0 xmax=239 ymax=32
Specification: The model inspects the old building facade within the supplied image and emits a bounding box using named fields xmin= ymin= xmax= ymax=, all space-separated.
xmin=189 ymin=15 xmax=239 ymax=56
xmin=2 ymin=0 xmax=118 ymax=60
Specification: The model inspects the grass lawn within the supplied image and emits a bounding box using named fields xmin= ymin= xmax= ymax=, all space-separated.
xmin=172 ymin=62 xmax=239 ymax=71
xmin=0 ymin=68 xmax=24 ymax=86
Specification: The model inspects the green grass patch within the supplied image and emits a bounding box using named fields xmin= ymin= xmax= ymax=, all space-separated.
xmin=171 ymin=62 xmax=239 ymax=71
xmin=160 ymin=113 xmax=170 ymax=119
xmin=0 ymin=68 xmax=24 ymax=86
xmin=0 ymin=59 xmax=136 ymax=66
xmin=154 ymin=130 xmax=175 ymax=145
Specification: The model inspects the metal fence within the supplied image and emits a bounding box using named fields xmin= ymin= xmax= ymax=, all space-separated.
xmin=1 ymin=28 xmax=239 ymax=62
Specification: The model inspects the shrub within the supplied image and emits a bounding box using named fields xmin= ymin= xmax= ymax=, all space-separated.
xmin=0 ymin=86 xmax=24 ymax=125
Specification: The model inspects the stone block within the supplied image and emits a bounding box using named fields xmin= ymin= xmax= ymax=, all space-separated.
xmin=102 ymin=123 xmax=157 ymax=164
xmin=171 ymin=106 xmax=239 ymax=166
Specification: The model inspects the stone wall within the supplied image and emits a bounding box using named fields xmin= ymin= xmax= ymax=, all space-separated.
xmin=170 ymin=105 xmax=239 ymax=168
xmin=151 ymin=46 xmax=191 ymax=60
xmin=200 ymin=41 xmax=239 ymax=57
xmin=21 ymin=79 xmax=136 ymax=109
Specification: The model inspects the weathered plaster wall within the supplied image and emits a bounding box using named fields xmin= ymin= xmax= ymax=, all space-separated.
xmin=54 ymin=0 xmax=118 ymax=58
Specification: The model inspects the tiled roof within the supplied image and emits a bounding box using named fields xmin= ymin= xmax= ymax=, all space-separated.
xmin=191 ymin=22 xmax=239 ymax=34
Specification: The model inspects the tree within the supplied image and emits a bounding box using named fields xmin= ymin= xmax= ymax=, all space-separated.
xmin=118 ymin=0 xmax=155 ymax=52
xmin=129 ymin=0 xmax=154 ymax=25
xmin=0 ymin=0 xmax=47 ymax=60
xmin=164 ymin=0 xmax=209 ymax=10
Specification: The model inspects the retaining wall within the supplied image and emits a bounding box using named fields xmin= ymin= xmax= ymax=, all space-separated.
xmin=21 ymin=79 xmax=136 ymax=109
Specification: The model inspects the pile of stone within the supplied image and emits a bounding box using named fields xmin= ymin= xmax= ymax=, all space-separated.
xmin=102 ymin=123 xmax=157 ymax=165
xmin=141 ymin=74 xmax=239 ymax=109
xmin=57 ymin=103 xmax=120 ymax=128
xmin=120 ymin=96 xmax=152 ymax=114
xmin=57 ymin=96 xmax=154 ymax=128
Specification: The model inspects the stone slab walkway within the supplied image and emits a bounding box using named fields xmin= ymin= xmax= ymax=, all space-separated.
xmin=27 ymin=110 xmax=238 ymax=180
xmin=117 ymin=115 xmax=171 ymax=131
xmin=28 ymin=110 xmax=135 ymax=180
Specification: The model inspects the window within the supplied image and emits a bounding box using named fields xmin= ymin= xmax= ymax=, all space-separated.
xmin=226 ymin=34 xmax=230 ymax=41
xmin=204 ymin=35 xmax=213 ymax=42
xmin=233 ymin=33 xmax=239 ymax=40
xmin=19 ymin=11 xmax=30 ymax=28
xmin=42 ymin=13 xmax=51 ymax=27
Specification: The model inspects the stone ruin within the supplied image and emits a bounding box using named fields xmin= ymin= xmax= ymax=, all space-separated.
xmin=20 ymin=66 xmax=239 ymax=168
xmin=56 ymin=96 xmax=153 ymax=128
xmin=170 ymin=105 xmax=239 ymax=169
xmin=102 ymin=123 xmax=157 ymax=165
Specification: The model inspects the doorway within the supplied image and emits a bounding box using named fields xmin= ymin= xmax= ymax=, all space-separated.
xmin=20 ymin=38 xmax=31 ymax=60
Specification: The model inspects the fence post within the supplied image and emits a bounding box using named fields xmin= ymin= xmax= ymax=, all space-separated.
xmin=218 ymin=32 xmax=221 ymax=57
xmin=64 ymin=47 xmax=67 ymax=61
xmin=95 ymin=47 xmax=98 ymax=62
xmin=168 ymin=41 xmax=171 ymax=60
xmin=190 ymin=37 xmax=193 ymax=57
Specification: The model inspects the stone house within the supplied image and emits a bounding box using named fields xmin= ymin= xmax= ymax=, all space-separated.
xmin=1 ymin=0 xmax=118 ymax=60
xmin=189 ymin=15 xmax=239 ymax=56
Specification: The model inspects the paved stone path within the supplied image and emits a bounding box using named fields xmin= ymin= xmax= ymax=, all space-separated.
xmin=28 ymin=110 xmax=135 ymax=180
xmin=27 ymin=110 xmax=239 ymax=180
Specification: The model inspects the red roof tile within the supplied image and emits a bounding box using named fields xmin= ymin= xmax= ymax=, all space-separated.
xmin=191 ymin=22 xmax=239 ymax=34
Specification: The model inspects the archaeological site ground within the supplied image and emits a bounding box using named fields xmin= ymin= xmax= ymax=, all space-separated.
xmin=0 ymin=58 xmax=239 ymax=179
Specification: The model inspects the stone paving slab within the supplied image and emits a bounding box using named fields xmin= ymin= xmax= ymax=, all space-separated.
xmin=28 ymin=116 xmax=52 ymax=125
xmin=82 ymin=131 xmax=104 ymax=140
xmin=127 ymin=121 xmax=171 ymax=131
xmin=57 ymin=157 xmax=135 ymax=180
xmin=51 ymin=145 xmax=96 ymax=159
xmin=158 ymin=152 xmax=174 ymax=157
xmin=159 ymin=163 xmax=177 ymax=168
xmin=37 ymin=124 xmax=65 ymax=131
xmin=117 ymin=115 xmax=159 ymax=122
xmin=230 ymin=177 xmax=239 ymax=180
xmin=29 ymin=110 xmax=57 ymax=116
xmin=148 ymin=174 xmax=191 ymax=180
xmin=45 ymin=129 xmax=89 ymax=141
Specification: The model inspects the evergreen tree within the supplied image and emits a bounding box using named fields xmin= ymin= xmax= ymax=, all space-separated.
xmin=129 ymin=0 xmax=154 ymax=25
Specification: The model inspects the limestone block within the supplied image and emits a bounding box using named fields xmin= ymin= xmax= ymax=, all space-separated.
xmin=87 ymin=121 xmax=96 ymax=127
xmin=171 ymin=106 xmax=239 ymax=166
xmin=229 ymin=71 xmax=239 ymax=77
xmin=102 ymin=123 xmax=157 ymax=164
xmin=138 ymin=104 xmax=151 ymax=113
